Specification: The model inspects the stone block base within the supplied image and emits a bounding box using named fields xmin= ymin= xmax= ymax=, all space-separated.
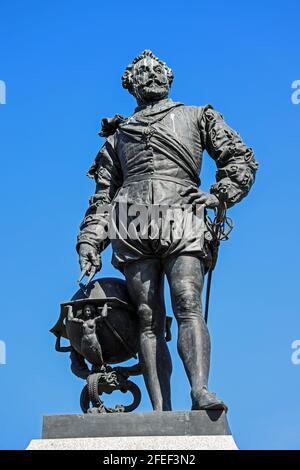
xmin=27 ymin=434 xmax=237 ymax=450
xmin=27 ymin=411 xmax=238 ymax=450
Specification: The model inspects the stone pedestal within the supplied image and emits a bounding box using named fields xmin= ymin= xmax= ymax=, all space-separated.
xmin=27 ymin=411 xmax=238 ymax=450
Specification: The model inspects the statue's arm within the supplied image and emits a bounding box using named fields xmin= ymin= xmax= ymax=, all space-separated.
xmin=76 ymin=135 xmax=122 ymax=254
xmin=200 ymin=106 xmax=258 ymax=207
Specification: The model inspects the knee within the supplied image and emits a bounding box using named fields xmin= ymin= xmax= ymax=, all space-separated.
xmin=172 ymin=290 xmax=202 ymax=322
xmin=137 ymin=303 xmax=164 ymax=338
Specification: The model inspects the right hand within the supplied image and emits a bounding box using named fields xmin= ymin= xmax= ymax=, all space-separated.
xmin=78 ymin=243 xmax=102 ymax=283
xmin=181 ymin=186 xmax=220 ymax=209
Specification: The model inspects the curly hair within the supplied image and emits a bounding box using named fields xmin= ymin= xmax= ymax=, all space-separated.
xmin=122 ymin=50 xmax=174 ymax=93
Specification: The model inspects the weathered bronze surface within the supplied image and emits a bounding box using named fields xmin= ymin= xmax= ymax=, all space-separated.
xmin=53 ymin=50 xmax=258 ymax=413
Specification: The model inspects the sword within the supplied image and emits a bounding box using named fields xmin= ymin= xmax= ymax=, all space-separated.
xmin=204 ymin=196 xmax=233 ymax=324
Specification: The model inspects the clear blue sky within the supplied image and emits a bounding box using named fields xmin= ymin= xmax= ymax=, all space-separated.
xmin=0 ymin=0 xmax=299 ymax=450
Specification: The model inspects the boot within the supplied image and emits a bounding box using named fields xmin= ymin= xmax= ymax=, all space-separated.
xmin=191 ymin=386 xmax=228 ymax=412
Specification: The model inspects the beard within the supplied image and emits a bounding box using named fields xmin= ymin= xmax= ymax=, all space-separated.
xmin=133 ymin=80 xmax=169 ymax=103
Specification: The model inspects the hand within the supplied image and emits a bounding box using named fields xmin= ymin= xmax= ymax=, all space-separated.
xmin=78 ymin=243 xmax=102 ymax=283
xmin=181 ymin=187 xmax=219 ymax=209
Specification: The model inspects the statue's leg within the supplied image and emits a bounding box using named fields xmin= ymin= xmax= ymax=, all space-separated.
xmin=124 ymin=258 xmax=172 ymax=411
xmin=164 ymin=254 xmax=226 ymax=410
xmin=164 ymin=254 xmax=209 ymax=396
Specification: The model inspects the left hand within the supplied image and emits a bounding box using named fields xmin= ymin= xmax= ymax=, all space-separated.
xmin=181 ymin=187 xmax=219 ymax=209
xmin=78 ymin=243 xmax=102 ymax=284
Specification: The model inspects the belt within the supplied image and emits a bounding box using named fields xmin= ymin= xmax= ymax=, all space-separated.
xmin=122 ymin=173 xmax=199 ymax=188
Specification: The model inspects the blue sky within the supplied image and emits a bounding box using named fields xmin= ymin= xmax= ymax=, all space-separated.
xmin=0 ymin=0 xmax=299 ymax=450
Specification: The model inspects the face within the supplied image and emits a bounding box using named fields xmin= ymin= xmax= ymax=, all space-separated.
xmin=83 ymin=305 xmax=93 ymax=319
xmin=131 ymin=57 xmax=170 ymax=104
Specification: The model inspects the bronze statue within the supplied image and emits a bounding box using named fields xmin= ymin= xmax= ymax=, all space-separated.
xmin=73 ymin=50 xmax=258 ymax=412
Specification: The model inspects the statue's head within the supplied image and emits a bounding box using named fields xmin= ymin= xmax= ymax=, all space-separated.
xmin=122 ymin=50 xmax=174 ymax=105
xmin=83 ymin=304 xmax=95 ymax=319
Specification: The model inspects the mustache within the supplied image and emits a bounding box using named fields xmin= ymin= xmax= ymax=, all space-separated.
xmin=144 ymin=78 xmax=167 ymax=87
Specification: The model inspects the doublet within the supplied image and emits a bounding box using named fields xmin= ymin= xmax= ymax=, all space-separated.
xmin=78 ymin=98 xmax=258 ymax=270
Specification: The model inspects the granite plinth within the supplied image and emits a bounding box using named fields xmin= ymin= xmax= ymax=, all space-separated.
xmin=27 ymin=411 xmax=238 ymax=450
xmin=42 ymin=410 xmax=230 ymax=439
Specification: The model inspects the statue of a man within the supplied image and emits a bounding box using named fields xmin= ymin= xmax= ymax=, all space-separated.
xmin=76 ymin=50 xmax=258 ymax=411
